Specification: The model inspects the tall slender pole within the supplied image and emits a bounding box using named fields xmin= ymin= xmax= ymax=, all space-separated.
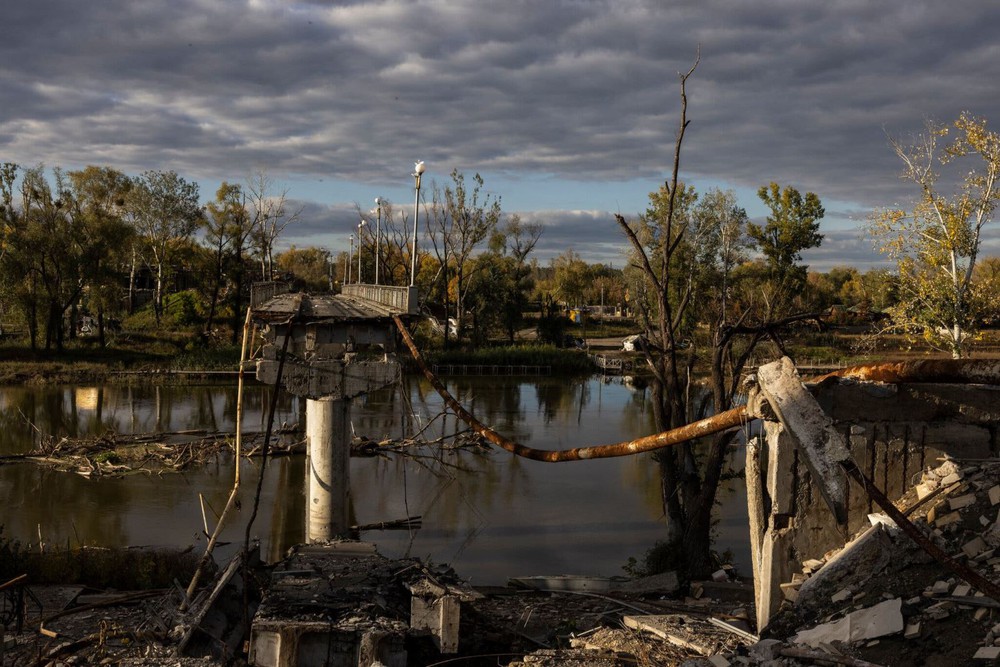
xmin=410 ymin=161 xmax=425 ymax=287
xmin=357 ymin=220 xmax=366 ymax=283
xmin=347 ymin=234 xmax=353 ymax=285
xmin=374 ymin=198 xmax=382 ymax=285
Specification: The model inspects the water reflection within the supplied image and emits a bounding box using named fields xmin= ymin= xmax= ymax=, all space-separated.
xmin=0 ymin=376 xmax=749 ymax=583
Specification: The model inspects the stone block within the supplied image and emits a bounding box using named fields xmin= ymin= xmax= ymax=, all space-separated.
xmin=935 ymin=511 xmax=962 ymax=527
xmin=942 ymin=472 xmax=964 ymax=486
xmin=950 ymin=494 xmax=978 ymax=511
xmin=410 ymin=594 xmax=461 ymax=654
xmin=931 ymin=580 xmax=952 ymax=596
xmin=916 ymin=482 xmax=938 ymax=500
xmin=965 ymin=537 xmax=988 ymax=559
xmin=974 ymin=646 xmax=1000 ymax=660
xmin=831 ymin=588 xmax=852 ymax=603
xmin=792 ymin=598 xmax=904 ymax=647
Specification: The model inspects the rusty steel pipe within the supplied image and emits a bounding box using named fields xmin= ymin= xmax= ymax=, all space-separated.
xmin=393 ymin=315 xmax=748 ymax=462
xmin=816 ymin=358 xmax=1000 ymax=385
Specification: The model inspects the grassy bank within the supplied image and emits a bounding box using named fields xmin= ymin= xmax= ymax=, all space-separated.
xmin=0 ymin=335 xmax=242 ymax=385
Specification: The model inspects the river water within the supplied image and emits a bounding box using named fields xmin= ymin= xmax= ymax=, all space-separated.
xmin=0 ymin=376 xmax=750 ymax=585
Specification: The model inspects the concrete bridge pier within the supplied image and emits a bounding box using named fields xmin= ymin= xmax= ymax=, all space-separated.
xmin=305 ymin=397 xmax=351 ymax=542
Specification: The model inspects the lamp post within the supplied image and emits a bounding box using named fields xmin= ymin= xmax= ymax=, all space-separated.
xmin=357 ymin=219 xmax=367 ymax=283
xmin=409 ymin=160 xmax=425 ymax=287
xmin=347 ymin=234 xmax=354 ymax=285
xmin=373 ymin=198 xmax=382 ymax=285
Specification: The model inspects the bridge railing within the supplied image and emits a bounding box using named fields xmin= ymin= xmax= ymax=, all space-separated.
xmin=342 ymin=284 xmax=418 ymax=315
xmin=250 ymin=281 xmax=292 ymax=308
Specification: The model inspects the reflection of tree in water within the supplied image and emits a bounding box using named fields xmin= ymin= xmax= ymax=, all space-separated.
xmin=4 ymin=466 xmax=130 ymax=546
xmin=0 ymin=388 xmax=79 ymax=453
xmin=531 ymin=378 xmax=583 ymax=425
xmin=266 ymin=456 xmax=305 ymax=561
xmin=349 ymin=376 xmax=536 ymax=541
xmin=360 ymin=444 xmax=530 ymax=539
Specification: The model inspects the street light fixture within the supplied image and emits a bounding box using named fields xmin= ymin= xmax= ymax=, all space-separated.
xmin=409 ymin=160 xmax=425 ymax=287
xmin=373 ymin=198 xmax=382 ymax=285
xmin=357 ymin=219 xmax=367 ymax=283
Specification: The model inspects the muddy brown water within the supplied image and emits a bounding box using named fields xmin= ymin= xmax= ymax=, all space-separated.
xmin=0 ymin=376 xmax=750 ymax=584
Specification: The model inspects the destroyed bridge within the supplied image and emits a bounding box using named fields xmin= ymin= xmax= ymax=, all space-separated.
xmin=245 ymin=281 xmax=1000 ymax=664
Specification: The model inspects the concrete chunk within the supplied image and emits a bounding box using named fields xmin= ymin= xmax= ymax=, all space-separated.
xmin=931 ymin=580 xmax=952 ymax=596
xmin=990 ymin=486 xmax=1000 ymax=506
xmin=831 ymin=589 xmax=852 ymax=603
xmin=950 ymin=494 xmax=978 ymax=510
xmin=792 ymin=598 xmax=904 ymax=648
xmin=755 ymin=357 xmax=849 ymax=525
xmin=965 ymin=537 xmax=989 ymax=558
xmin=974 ymin=646 xmax=1000 ymax=660
xmin=935 ymin=511 xmax=962 ymax=527
xmin=942 ymin=472 xmax=964 ymax=486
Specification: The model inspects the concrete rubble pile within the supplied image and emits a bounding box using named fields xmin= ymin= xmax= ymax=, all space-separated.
xmin=748 ymin=458 xmax=1000 ymax=666
xmin=508 ymin=459 xmax=1000 ymax=666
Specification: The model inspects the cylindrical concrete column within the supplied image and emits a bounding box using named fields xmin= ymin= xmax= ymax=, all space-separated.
xmin=305 ymin=397 xmax=350 ymax=541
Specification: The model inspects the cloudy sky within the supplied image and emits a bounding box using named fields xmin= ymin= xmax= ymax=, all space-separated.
xmin=4 ymin=0 xmax=1000 ymax=270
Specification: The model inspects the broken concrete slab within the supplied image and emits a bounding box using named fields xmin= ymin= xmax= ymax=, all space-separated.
xmin=974 ymin=646 xmax=1000 ymax=660
xmin=795 ymin=523 xmax=897 ymax=611
xmin=608 ymin=571 xmax=680 ymax=595
xmin=622 ymin=614 xmax=736 ymax=656
xmin=755 ymin=357 xmax=849 ymax=525
xmin=965 ymin=537 xmax=988 ymax=558
xmin=792 ymin=598 xmax=904 ymax=648
xmin=950 ymin=494 xmax=978 ymax=510
xmin=248 ymin=541 xmax=477 ymax=667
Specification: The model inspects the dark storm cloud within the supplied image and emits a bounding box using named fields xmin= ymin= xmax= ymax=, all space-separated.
xmin=4 ymin=0 xmax=1000 ymax=265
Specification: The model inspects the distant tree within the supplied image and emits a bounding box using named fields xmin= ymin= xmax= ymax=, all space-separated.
xmin=749 ymin=183 xmax=824 ymax=297
xmin=551 ymin=249 xmax=591 ymax=308
xmin=426 ymin=170 xmax=502 ymax=345
xmin=203 ymin=182 xmax=257 ymax=340
xmin=67 ymin=166 xmax=134 ymax=347
xmin=247 ymin=170 xmax=300 ymax=281
xmin=0 ymin=165 xmax=137 ymax=351
xmin=125 ymin=170 xmax=202 ymax=322
xmin=869 ymin=113 xmax=1000 ymax=357
xmin=973 ymin=256 xmax=1000 ymax=328
xmin=275 ymin=246 xmax=332 ymax=292
xmin=366 ymin=199 xmax=411 ymax=287
xmin=808 ymin=266 xmax=859 ymax=310
xmin=615 ymin=56 xmax=825 ymax=578
xmin=0 ymin=163 xmax=21 ymax=334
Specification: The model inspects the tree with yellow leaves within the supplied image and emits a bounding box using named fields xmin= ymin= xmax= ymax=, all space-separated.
xmin=868 ymin=113 xmax=1000 ymax=358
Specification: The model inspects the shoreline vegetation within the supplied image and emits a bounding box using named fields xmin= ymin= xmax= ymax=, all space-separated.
xmin=2 ymin=320 xmax=998 ymax=386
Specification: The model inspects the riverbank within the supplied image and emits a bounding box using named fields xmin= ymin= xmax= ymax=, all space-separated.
xmin=0 ymin=334 xmax=243 ymax=385
xmin=0 ymin=339 xmax=598 ymax=385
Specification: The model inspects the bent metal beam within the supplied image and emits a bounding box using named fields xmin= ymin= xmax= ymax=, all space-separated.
xmin=393 ymin=314 xmax=750 ymax=461
xmin=396 ymin=313 xmax=1000 ymax=463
